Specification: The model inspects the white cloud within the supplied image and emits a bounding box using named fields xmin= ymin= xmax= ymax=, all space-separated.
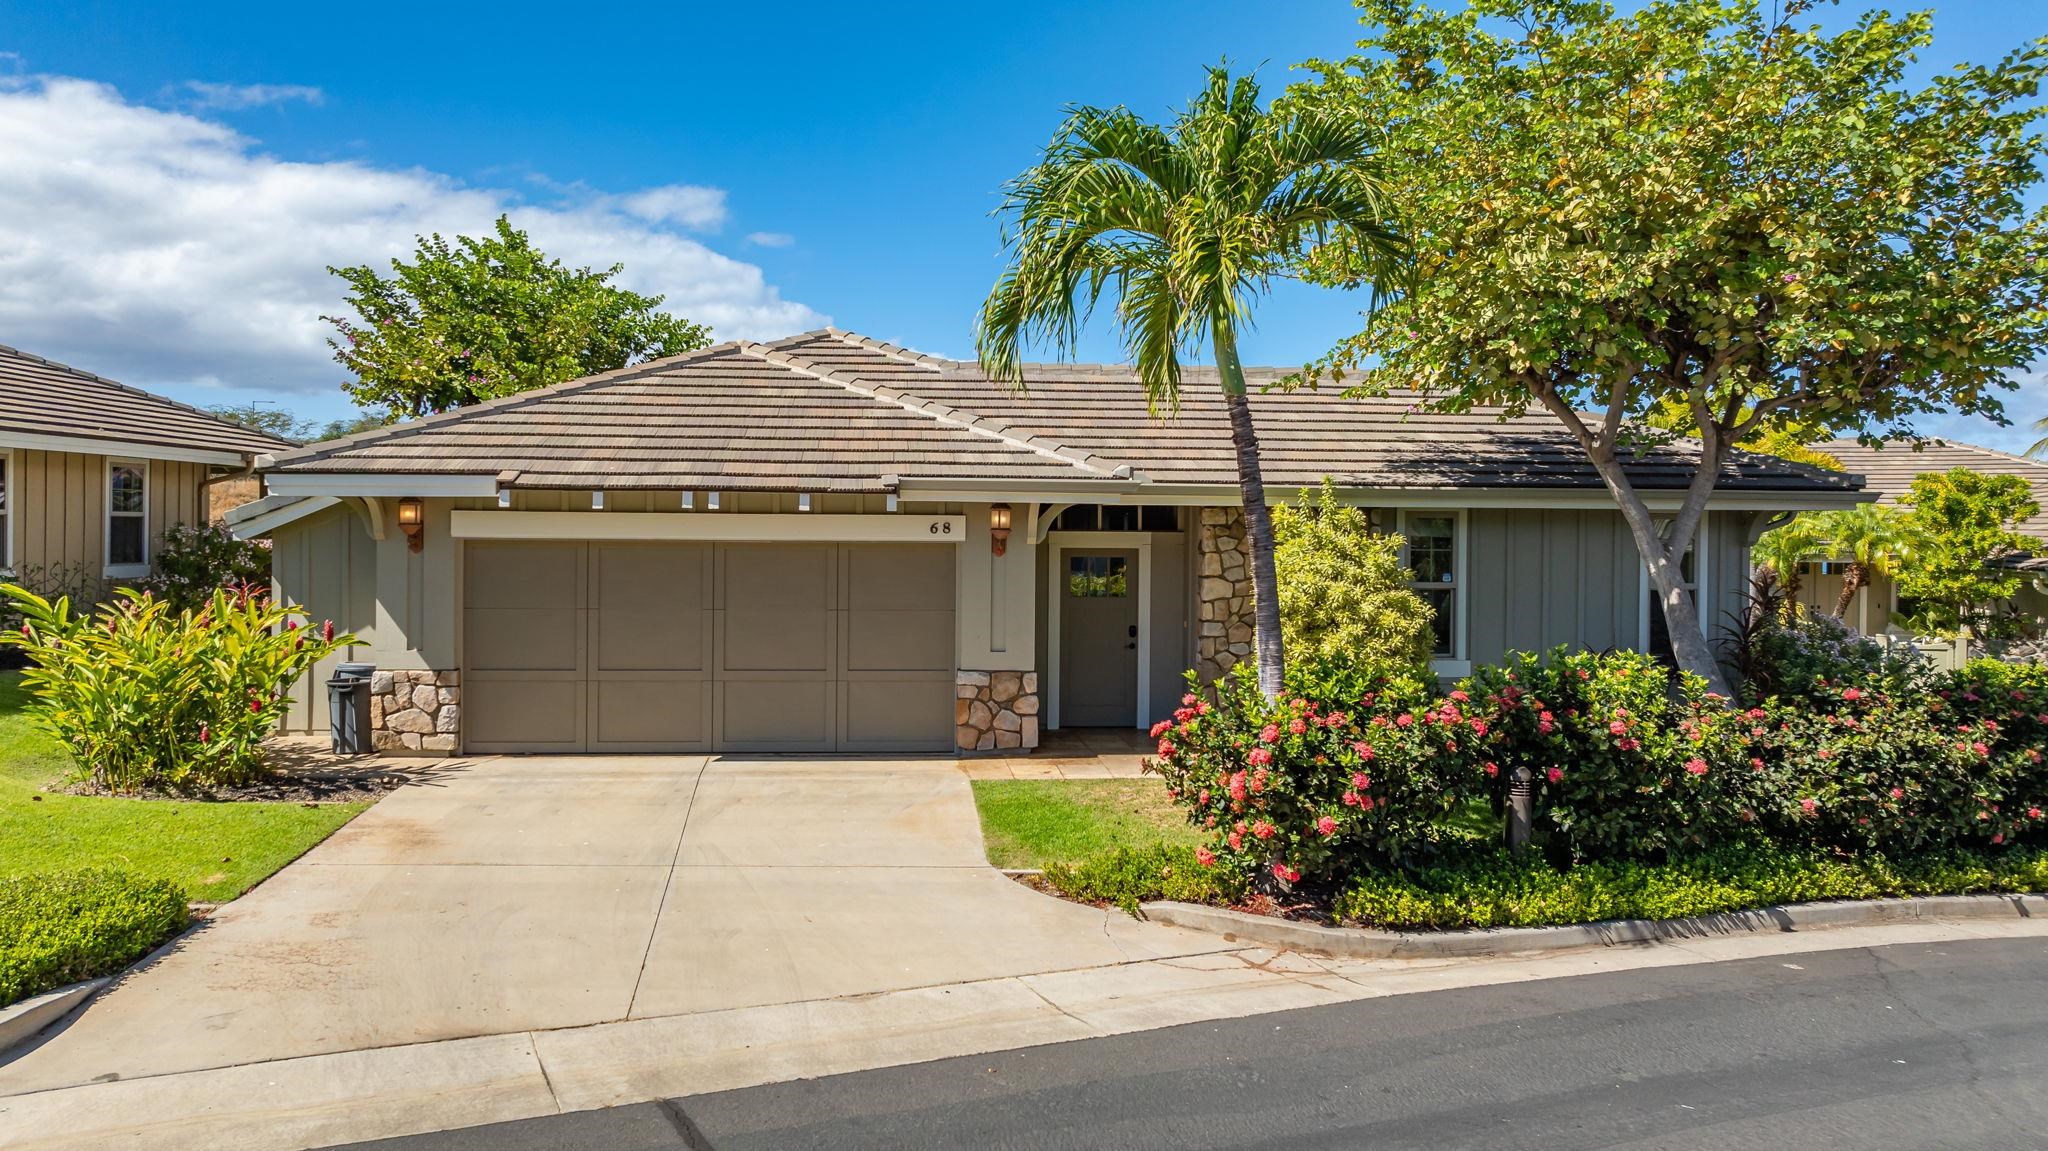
xmin=746 ymin=231 xmax=794 ymax=247
xmin=616 ymin=185 xmax=727 ymax=229
xmin=178 ymin=81 xmax=324 ymax=110
xmin=0 ymin=75 xmax=826 ymax=397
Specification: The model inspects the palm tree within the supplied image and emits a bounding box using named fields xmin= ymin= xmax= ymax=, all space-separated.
xmin=1808 ymin=504 xmax=1919 ymax=620
xmin=2028 ymin=414 xmax=2046 ymax=459
xmin=976 ymin=68 xmax=1403 ymax=700
xmin=1752 ymin=515 xmax=1827 ymax=607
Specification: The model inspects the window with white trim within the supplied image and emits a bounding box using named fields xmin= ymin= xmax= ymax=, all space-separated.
xmin=107 ymin=461 xmax=148 ymax=573
xmin=1401 ymin=512 xmax=1459 ymax=659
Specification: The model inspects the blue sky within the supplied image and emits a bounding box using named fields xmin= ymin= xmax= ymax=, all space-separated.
xmin=0 ymin=0 xmax=2041 ymax=450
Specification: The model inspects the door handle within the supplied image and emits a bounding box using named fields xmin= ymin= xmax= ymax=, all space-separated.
xmin=1126 ymin=641 xmax=1137 ymax=649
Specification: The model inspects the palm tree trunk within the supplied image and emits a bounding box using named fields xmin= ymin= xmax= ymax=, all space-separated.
xmin=1834 ymin=563 xmax=1866 ymax=619
xmin=1212 ymin=322 xmax=1284 ymax=701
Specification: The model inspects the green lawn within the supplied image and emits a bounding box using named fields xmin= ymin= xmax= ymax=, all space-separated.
xmin=971 ymin=778 xmax=1202 ymax=869
xmin=0 ymin=672 xmax=367 ymax=903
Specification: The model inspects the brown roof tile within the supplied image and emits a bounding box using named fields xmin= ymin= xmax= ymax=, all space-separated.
xmin=0 ymin=343 xmax=294 ymax=458
xmin=1824 ymin=438 xmax=2048 ymax=533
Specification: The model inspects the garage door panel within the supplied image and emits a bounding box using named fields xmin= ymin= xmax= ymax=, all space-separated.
xmin=721 ymin=545 xmax=834 ymax=673
xmin=593 ymin=544 xmax=710 ymax=672
xmin=845 ymin=610 xmax=954 ymax=672
xmin=841 ymin=677 xmax=953 ymax=750
xmin=466 ymin=543 xmax=584 ymax=609
xmin=844 ymin=545 xmax=954 ymax=610
xmin=464 ymin=678 xmax=584 ymax=750
xmin=466 ymin=609 xmax=581 ymax=672
xmin=592 ymin=677 xmax=711 ymax=749
xmin=720 ymin=679 xmax=832 ymax=749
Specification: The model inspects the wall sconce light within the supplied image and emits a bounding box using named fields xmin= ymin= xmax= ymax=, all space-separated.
xmin=989 ymin=503 xmax=1013 ymax=557
xmin=396 ymin=497 xmax=425 ymax=553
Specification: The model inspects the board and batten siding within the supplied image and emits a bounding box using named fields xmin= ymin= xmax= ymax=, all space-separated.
xmin=9 ymin=449 xmax=207 ymax=580
xmin=1463 ymin=507 xmax=1757 ymax=669
xmin=270 ymin=504 xmax=381 ymax=733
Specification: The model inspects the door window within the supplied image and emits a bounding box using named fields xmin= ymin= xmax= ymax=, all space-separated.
xmin=1068 ymin=554 xmax=1129 ymax=597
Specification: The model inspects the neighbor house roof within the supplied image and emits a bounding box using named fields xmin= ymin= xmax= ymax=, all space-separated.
xmin=1823 ymin=438 xmax=2048 ymax=535
xmin=0 ymin=343 xmax=294 ymax=461
xmin=265 ymin=329 xmax=1861 ymax=500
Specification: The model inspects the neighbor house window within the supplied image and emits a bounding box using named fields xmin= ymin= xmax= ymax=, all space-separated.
xmin=1068 ymin=554 xmax=1129 ymax=597
xmin=107 ymin=461 xmax=148 ymax=573
xmin=1401 ymin=512 xmax=1459 ymax=658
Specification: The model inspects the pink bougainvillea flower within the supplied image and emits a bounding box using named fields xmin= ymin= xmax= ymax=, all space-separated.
xmin=1684 ymin=758 xmax=1708 ymax=776
xmin=1251 ymin=820 xmax=1275 ymax=840
xmin=1315 ymin=816 xmax=1338 ymax=837
xmin=1546 ymin=767 xmax=1564 ymax=783
xmin=1247 ymin=747 xmax=1273 ymax=767
xmin=1194 ymin=846 xmax=1216 ymax=867
xmin=1259 ymin=724 xmax=1280 ymax=744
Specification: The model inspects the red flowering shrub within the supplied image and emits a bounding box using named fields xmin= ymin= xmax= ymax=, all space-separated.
xmin=1457 ymin=649 xmax=1767 ymax=862
xmin=1148 ymin=656 xmax=1482 ymax=888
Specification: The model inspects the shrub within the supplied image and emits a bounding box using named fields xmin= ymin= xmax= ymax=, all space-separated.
xmin=1271 ymin=480 xmax=1436 ymax=667
xmin=1148 ymin=656 xmax=1483 ymax=889
xmin=1334 ymin=843 xmax=2048 ymax=932
xmin=1458 ymin=649 xmax=1768 ymax=862
xmin=1738 ymin=606 xmax=1925 ymax=707
xmin=0 ymin=585 xmax=353 ymax=792
xmin=1040 ymin=844 xmax=1244 ymax=913
xmin=138 ymin=523 xmax=271 ymax=613
xmin=0 ymin=871 xmax=189 ymax=1007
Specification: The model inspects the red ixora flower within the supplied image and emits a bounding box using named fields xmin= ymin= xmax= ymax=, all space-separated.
xmin=1841 ymin=687 xmax=1863 ymax=702
xmin=1484 ymin=761 xmax=1499 ymax=777
xmin=1247 ymin=747 xmax=1273 ymax=767
xmin=1194 ymin=846 xmax=1216 ymax=867
xmin=1315 ymin=816 xmax=1338 ymax=836
xmin=1684 ymin=758 xmax=1708 ymax=776
xmin=1288 ymin=717 xmax=1307 ymax=735
xmin=1271 ymin=862 xmax=1301 ymax=883
xmin=1259 ymin=724 xmax=1281 ymax=744
xmin=1251 ymin=820 xmax=1276 ymax=840
xmin=1546 ymin=767 xmax=1564 ymax=783
xmin=1608 ymin=720 xmax=1629 ymax=736
xmin=1156 ymin=739 xmax=1176 ymax=758
xmin=1799 ymin=797 xmax=1819 ymax=815
xmin=1150 ymin=720 xmax=1172 ymax=739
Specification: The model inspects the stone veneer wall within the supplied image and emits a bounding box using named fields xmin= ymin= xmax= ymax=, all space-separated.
xmin=369 ymin=669 xmax=461 ymax=755
xmin=956 ymin=670 xmax=1040 ymax=751
xmin=1195 ymin=507 xmax=1257 ymax=682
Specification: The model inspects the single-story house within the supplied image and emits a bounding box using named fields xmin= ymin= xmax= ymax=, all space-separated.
xmin=1794 ymin=438 xmax=2048 ymax=635
xmin=1 ymin=342 xmax=292 ymax=595
xmin=229 ymin=329 xmax=1862 ymax=756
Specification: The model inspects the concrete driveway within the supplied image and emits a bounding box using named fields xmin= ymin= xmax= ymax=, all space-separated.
xmin=0 ymin=754 xmax=1233 ymax=1096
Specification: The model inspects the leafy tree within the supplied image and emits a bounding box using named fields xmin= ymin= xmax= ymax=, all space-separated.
xmin=325 ymin=216 xmax=711 ymax=419
xmin=207 ymin=404 xmax=390 ymax=444
xmin=1300 ymin=0 xmax=2048 ymax=695
xmin=1751 ymin=515 xmax=1829 ymax=604
xmin=1805 ymin=503 xmax=1919 ymax=618
xmin=977 ymin=68 xmax=1403 ymax=699
xmin=1272 ymin=481 xmax=1436 ymax=668
xmin=1894 ymin=467 xmax=2044 ymax=636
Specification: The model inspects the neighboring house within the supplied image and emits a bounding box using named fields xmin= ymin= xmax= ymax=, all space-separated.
xmin=1794 ymin=438 xmax=2048 ymax=636
xmin=228 ymin=329 xmax=1862 ymax=756
xmin=0 ymin=343 xmax=293 ymax=595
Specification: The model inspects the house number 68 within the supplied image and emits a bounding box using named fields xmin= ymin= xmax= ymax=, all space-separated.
xmin=928 ymin=522 xmax=954 ymax=535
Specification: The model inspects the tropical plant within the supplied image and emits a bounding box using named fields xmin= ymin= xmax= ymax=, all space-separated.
xmin=1751 ymin=516 xmax=1829 ymax=605
xmin=2028 ymin=415 xmax=2046 ymax=460
xmin=326 ymin=216 xmax=712 ymax=419
xmin=1299 ymin=0 xmax=2048 ymax=695
xmin=138 ymin=523 xmax=270 ymax=613
xmin=976 ymin=67 xmax=1405 ymax=699
xmin=1805 ymin=504 xmax=1920 ymax=619
xmin=0 ymin=585 xmax=352 ymax=792
xmin=1895 ymin=467 xmax=2045 ymax=638
xmin=1271 ymin=481 xmax=1435 ymax=669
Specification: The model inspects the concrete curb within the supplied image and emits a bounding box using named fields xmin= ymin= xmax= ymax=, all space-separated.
xmin=0 ymin=979 xmax=110 ymax=1056
xmin=1139 ymin=892 xmax=2048 ymax=960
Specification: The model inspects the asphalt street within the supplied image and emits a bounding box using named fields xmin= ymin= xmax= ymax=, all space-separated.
xmin=332 ymin=936 xmax=2048 ymax=1151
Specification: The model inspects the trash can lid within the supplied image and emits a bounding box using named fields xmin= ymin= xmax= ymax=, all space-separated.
xmin=334 ymin=662 xmax=377 ymax=678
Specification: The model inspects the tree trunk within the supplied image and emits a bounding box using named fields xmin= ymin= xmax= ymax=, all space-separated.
xmin=1834 ymin=563 xmax=1867 ymax=620
xmin=1213 ymin=323 xmax=1284 ymax=701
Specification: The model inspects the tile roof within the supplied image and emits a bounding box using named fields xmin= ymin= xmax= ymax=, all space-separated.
xmin=268 ymin=329 xmax=1859 ymax=497
xmin=0 ymin=343 xmax=294 ymax=458
xmin=1823 ymin=438 xmax=2048 ymax=534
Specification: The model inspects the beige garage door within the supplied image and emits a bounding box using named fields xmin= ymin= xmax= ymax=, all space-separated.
xmin=463 ymin=541 xmax=955 ymax=754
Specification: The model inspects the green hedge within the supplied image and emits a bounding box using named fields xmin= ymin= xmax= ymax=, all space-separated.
xmin=1 ymin=871 xmax=189 ymax=1007
xmin=1042 ymin=844 xmax=1244 ymax=913
xmin=1335 ymin=845 xmax=2048 ymax=932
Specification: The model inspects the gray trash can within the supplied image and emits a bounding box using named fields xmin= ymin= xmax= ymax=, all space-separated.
xmin=327 ymin=662 xmax=377 ymax=755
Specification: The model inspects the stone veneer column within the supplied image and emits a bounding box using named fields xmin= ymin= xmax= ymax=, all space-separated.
xmin=368 ymin=669 xmax=461 ymax=755
xmin=1195 ymin=507 xmax=1257 ymax=682
xmin=955 ymin=670 xmax=1041 ymax=752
